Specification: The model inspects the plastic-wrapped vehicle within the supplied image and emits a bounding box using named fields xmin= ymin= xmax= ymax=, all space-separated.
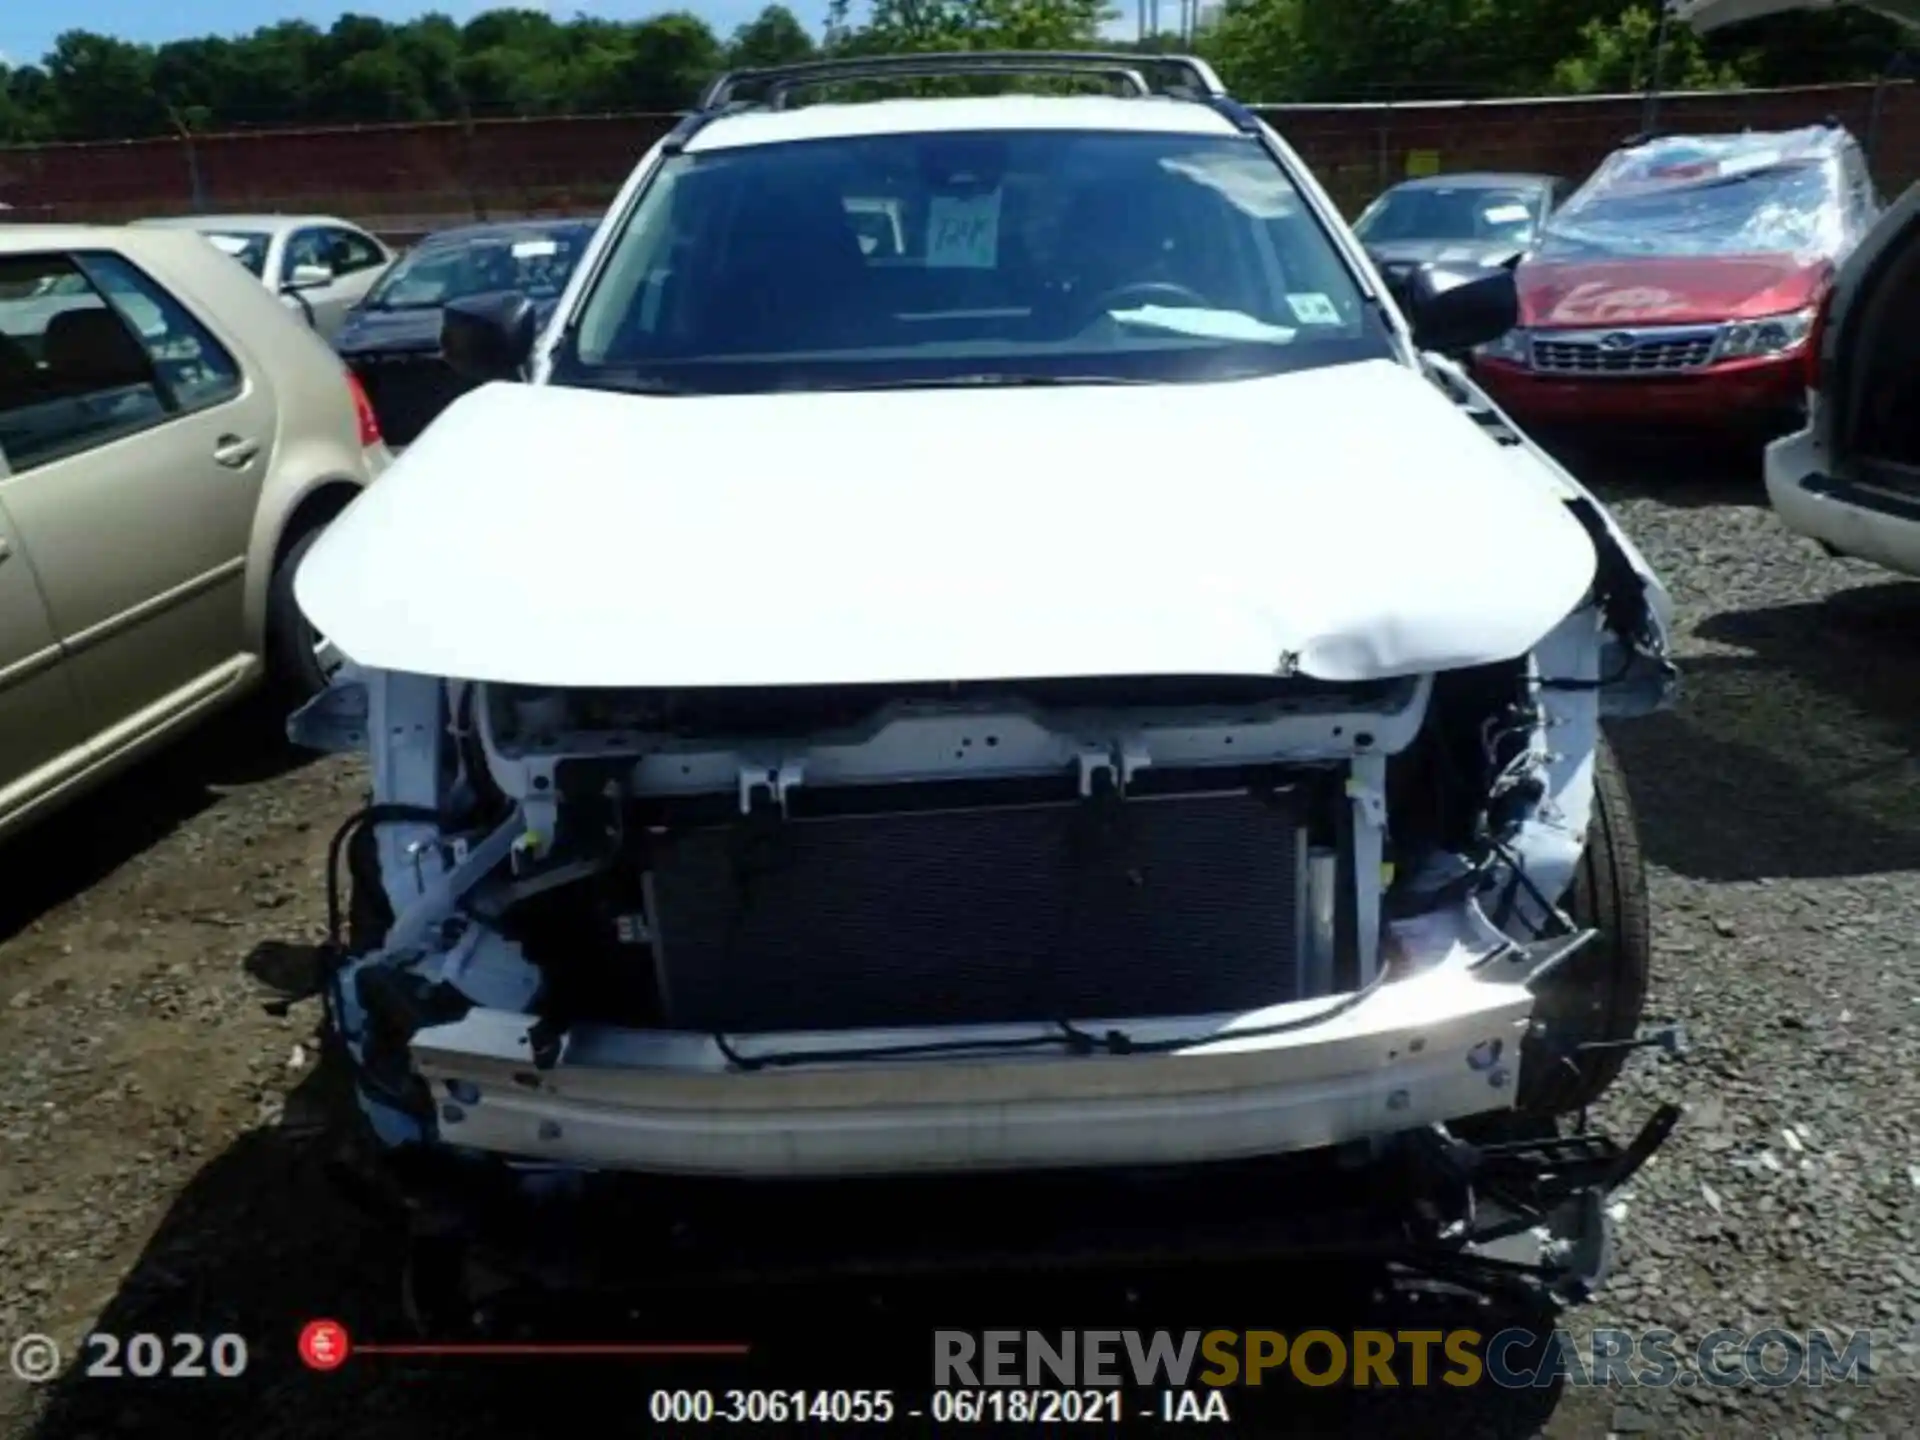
xmin=271 ymin=52 xmax=1682 ymax=1319
xmin=1471 ymin=124 xmax=1879 ymax=434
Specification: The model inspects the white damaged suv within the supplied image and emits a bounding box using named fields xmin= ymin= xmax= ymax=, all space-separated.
xmin=278 ymin=53 xmax=1681 ymax=1314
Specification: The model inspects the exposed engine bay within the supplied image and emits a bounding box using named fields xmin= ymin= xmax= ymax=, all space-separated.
xmin=269 ymin=411 xmax=1686 ymax=1316
xmin=287 ymin=528 xmax=1673 ymax=1178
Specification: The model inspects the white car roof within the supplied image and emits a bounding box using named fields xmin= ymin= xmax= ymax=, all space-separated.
xmin=0 ymin=223 xmax=136 ymax=252
xmin=684 ymin=94 xmax=1244 ymax=153
xmin=132 ymin=214 xmax=356 ymax=234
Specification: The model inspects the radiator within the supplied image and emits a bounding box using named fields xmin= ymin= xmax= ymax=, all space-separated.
xmin=644 ymin=790 xmax=1308 ymax=1034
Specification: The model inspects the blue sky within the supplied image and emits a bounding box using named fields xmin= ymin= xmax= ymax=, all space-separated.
xmin=0 ymin=2 xmax=844 ymax=69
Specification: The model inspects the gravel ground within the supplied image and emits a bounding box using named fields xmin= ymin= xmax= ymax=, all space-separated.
xmin=2 ymin=436 xmax=1919 ymax=1437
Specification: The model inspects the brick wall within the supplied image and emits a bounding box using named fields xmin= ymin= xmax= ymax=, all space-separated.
xmin=2 ymin=80 xmax=1914 ymax=236
xmin=0 ymin=112 xmax=678 ymax=233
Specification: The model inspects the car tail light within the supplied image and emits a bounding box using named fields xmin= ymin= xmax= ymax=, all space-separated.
xmin=345 ymin=368 xmax=382 ymax=448
xmin=1804 ymin=285 xmax=1835 ymax=393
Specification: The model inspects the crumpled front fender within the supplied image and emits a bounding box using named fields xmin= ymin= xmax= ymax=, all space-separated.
xmin=1423 ymin=354 xmax=1679 ymax=720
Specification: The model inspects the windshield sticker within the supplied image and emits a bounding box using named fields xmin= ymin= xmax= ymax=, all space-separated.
xmin=205 ymin=235 xmax=251 ymax=255
xmin=511 ymin=239 xmax=560 ymax=259
xmin=1483 ymin=203 xmax=1532 ymax=225
xmin=925 ymin=191 xmax=1001 ymax=269
xmin=1286 ymin=293 xmax=1342 ymax=326
xmin=1108 ymin=305 xmax=1297 ymax=344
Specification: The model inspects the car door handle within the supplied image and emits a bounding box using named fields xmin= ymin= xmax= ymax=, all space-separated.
xmin=213 ymin=435 xmax=261 ymax=468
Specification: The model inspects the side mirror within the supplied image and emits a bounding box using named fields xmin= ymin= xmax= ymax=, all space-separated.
xmin=1400 ymin=261 xmax=1520 ymax=355
xmin=442 ymin=292 xmax=538 ymax=383
xmin=1371 ymin=254 xmax=1418 ymax=312
xmin=280 ymin=290 xmax=316 ymax=329
xmin=285 ymin=263 xmax=333 ymax=291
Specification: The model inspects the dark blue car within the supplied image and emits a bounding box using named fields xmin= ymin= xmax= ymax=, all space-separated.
xmin=333 ymin=218 xmax=596 ymax=446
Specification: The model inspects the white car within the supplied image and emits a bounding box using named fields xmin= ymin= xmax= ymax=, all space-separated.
xmin=276 ymin=52 xmax=1680 ymax=1317
xmin=1763 ymin=183 xmax=1920 ymax=575
xmin=132 ymin=214 xmax=394 ymax=341
xmin=1673 ymin=0 xmax=1920 ymax=571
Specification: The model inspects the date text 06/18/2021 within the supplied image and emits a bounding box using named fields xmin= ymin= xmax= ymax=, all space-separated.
xmin=645 ymin=1389 xmax=1233 ymax=1425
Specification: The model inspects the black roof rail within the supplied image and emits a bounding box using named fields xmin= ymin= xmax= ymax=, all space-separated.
xmin=659 ymin=102 xmax=756 ymax=154
xmin=1205 ymin=95 xmax=1264 ymax=135
xmin=658 ymin=109 xmax=708 ymax=154
xmin=698 ymin=50 xmax=1229 ymax=111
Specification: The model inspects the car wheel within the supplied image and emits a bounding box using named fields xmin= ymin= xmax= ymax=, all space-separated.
xmin=345 ymin=821 xmax=393 ymax=955
xmin=402 ymin=1232 xmax=479 ymax=1339
xmin=266 ymin=524 xmax=345 ymax=706
xmin=1516 ymin=734 xmax=1653 ymax=1116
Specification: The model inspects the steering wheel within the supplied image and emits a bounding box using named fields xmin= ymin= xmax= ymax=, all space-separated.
xmin=1082 ymin=280 xmax=1213 ymax=326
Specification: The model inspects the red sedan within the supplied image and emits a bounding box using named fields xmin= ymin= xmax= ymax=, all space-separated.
xmin=1471 ymin=126 xmax=1878 ymax=435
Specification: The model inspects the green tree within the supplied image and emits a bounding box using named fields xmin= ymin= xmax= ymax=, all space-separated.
xmin=1696 ymin=4 xmax=1905 ymax=87
xmin=1203 ymin=0 xmax=1684 ymax=102
xmin=2 ymin=64 xmax=58 ymax=142
xmin=813 ymin=0 xmax=1114 ymax=98
xmin=303 ymin=15 xmax=435 ymax=121
xmin=456 ymin=42 xmax=565 ymax=115
xmin=563 ymin=19 xmax=650 ymax=113
xmin=728 ymin=6 xmax=819 ymax=69
xmin=825 ymin=0 xmax=1114 ymax=54
xmin=398 ymin=14 xmax=468 ymax=119
xmin=0 ymin=64 xmax=49 ymax=143
xmin=462 ymin=7 xmax=567 ymax=55
xmin=42 ymin=31 xmax=165 ymax=139
xmin=1553 ymin=4 xmax=1745 ymax=95
xmin=150 ymin=38 xmax=236 ymax=128
xmin=594 ymin=13 xmax=724 ymax=110
xmin=219 ymin=22 xmax=324 ymax=128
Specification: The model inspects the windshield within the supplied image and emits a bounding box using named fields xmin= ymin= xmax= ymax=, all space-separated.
xmin=554 ymin=130 xmax=1391 ymax=392
xmin=1356 ymin=184 xmax=1544 ymax=246
xmin=200 ymin=231 xmax=271 ymax=278
xmin=1537 ymin=155 xmax=1841 ymax=261
xmin=366 ymin=226 xmax=589 ymax=311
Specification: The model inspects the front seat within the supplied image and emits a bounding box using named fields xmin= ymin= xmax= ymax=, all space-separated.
xmin=0 ymin=331 xmax=39 ymax=392
xmin=704 ymin=184 xmax=871 ymax=351
xmin=1057 ymin=175 xmax=1185 ymax=302
xmin=39 ymin=306 xmax=154 ymax=396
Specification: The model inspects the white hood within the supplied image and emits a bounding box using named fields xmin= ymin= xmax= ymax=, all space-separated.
xmin=295 ymin=361 xmax=1598 ymax=689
